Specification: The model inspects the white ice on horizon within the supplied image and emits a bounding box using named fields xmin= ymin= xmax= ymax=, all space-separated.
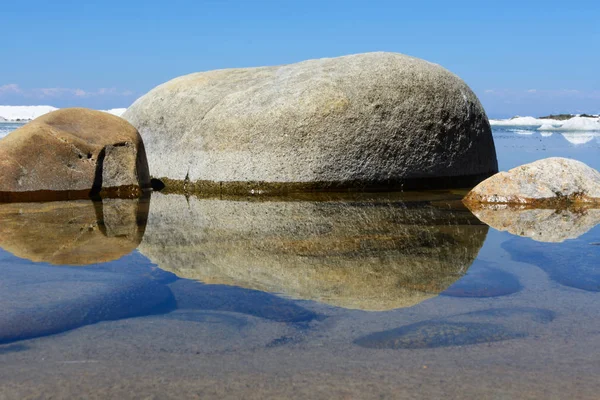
xmin=509 ymin=129 xmax=534 ymax=135
xmin=491 ymin=115 xmax=600 ymax=133
xmin=0 ymin=105 xmax=58 ymax=121
xmin=538 ymin=116 xmax=600 ymax=132
xmin=102 ymin=108 xmax=127 ymax=117
xmin=489 ymin=116 xmax=562 ymax=126
xmin=0 ymin=105 xmax=127 ymax=122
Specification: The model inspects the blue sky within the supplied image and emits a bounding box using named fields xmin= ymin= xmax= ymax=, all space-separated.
xmin=1 ymin=0 xmax=598 ymax=118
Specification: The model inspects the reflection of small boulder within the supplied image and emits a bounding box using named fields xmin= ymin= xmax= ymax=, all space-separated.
xmin=464 ymin=158 xmax=600 ymax=206
xmin=466 ymin=204 xmax=600 ymax=242
xmin=0 ymin=198 xmax=148 ymax=265
xmin=100 ymin=198 xmax=149 ymax=240
xmin=139 ymin=193 xmax=488 ymax=311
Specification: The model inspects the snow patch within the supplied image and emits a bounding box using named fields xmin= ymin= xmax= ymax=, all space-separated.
xmin=538 ymin=116 xmax=600 ymax=132
xmin=101 ymin=108 xmax=127 ymax=117
xmin=491 ymin=115 xmax=600 ymax=131
xmin=509 ymin=129 xmax=534 ymax=135
xmin=489 ymin=116 xmax=562 ymax=126
xmin=0 ymin=105 xmax=128 ymax=121
xmin=0 ymin=105 xmax=58 ymax=121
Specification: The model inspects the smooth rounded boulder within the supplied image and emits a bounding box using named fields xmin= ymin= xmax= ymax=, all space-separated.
xmin=124 ymin=52 xmax=498 ymax=193
xmin=464 ymin=157 xmax=600 ymax=206
xmin=0 ymin=108 xmax=150 ymax=199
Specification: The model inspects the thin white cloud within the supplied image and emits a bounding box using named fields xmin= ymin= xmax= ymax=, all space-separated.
xmin=0 ymin=84 xmax=22 ymax=94
xmin=0 ymin=84 xmax=134 ymax=99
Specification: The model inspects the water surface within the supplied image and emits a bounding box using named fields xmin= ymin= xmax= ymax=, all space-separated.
xmin=1 ymin=125 xmax=599 ymax=399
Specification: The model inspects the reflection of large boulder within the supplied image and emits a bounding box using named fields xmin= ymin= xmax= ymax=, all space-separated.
xmin=466 ymin=205 xmax=600 ymax=242
xmin=138 ymin=193 xmax=488 ymax=311
xmin=0 ymin=198 xmax=148 ymax=265
xmin=124 ymin=52 xmax=497 ymax=193
xmin=0 ymin=108 xmax=150 ymax=199
xmin=464 ymin=158 xmax=600 ymax=206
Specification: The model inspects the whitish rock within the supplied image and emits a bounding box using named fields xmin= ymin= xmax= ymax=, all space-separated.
xmin=124 ymin=52 xmax=497 ymax=193
xmin=0 ymin=108 xmax=150 ymax=197
xmin=137 ymin=193 xmax=488 ymax=311
xmin=464 ymin=158 xmax=600 ymax=205
xmin=466 ymin=205 xmax=600 ymax=243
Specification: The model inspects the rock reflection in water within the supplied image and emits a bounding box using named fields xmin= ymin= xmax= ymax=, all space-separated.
xmin=139 ymin=193 xmax=488 ymax=311
xmin=0 ymin=198 xmax=148 ymax=265
xmin=466 ymin=204 xmax=600 ymax=243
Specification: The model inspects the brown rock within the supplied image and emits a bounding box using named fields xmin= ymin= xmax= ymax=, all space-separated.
xmin=0 ymin=108 xmax=150 ymax=198
xmin=0 ymin=198 xmax=148 ymax=265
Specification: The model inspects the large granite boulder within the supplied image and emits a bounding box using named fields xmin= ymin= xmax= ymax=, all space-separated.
xmin=124 ymin=52 xmax=497 ymax=194
xmin=0 ymin=108 xmax=150 ymax=199
xmin=0 ymin=198 xmax=148 ymax=265
xmin=138 ymin=193 xmax=488 ymax=311
xmin=464 ymin=158 xmax=600 ymax=206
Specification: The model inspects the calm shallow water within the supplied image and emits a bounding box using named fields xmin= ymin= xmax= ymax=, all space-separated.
xmin=1 ymin=126 xmax=599 ymax=399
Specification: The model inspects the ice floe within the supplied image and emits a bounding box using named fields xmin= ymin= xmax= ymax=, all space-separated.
xmin=0 ymin=105 xmax=58 ymax=121
xmin=0 ymin=106 xmax=127 ymax=122
xmin=491 ymin=115 xmax=600 ymax=133
xmin=489 ymin=116 xmax=562 ymax=126
xmin=538 ymin=116 xmax=600 ymax=132
xmin=561 ymin=132 xmax=600 ymax=145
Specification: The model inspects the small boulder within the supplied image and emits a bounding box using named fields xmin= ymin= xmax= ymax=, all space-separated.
xmin=0 ymin=108 xmax=150 ymax=198
xmin=464 ymin=158 xmax=600 ymax=206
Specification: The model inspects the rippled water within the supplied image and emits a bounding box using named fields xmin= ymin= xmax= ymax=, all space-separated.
xmin=0 ymin=122 xmax=24 ymax=139
xmin=1 ymin=126 xmax=599 ymax=399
